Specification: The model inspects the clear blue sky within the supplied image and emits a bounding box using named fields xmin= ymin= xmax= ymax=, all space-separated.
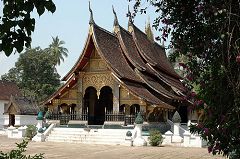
xmin=0 ymin=0 xmax=160 ymax=78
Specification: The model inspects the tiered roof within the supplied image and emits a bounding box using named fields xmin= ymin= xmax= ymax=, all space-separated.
xmin=44 ymin=7 xmax=187 ymax=109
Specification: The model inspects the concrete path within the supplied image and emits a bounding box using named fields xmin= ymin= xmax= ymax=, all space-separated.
xmin=0 ymin=136 xmax=225 ymax=159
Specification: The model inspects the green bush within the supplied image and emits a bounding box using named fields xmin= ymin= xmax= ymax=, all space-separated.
xmin=148 ymin=129 xmax=163 ymax=146
xmin=0 ymin=140 xmax=44 ymax=159
xmin=25 ymin=125 xmax=37 ymax=140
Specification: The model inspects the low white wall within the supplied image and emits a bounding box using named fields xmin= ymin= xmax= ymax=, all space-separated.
xmin=15 ymin=115 xmax=37 ymax=126
xmin=0 ymin=117 xmax=3 ymax=129
xmin=3 ymin=115 xmax=9 ymax=126
xmin=0 ymin=100 xmax=8 ymax=129
xmin=4 ymin=115 xmax=37 ymax=127
xmin=7 ymin=126 xmax=27 ymax=138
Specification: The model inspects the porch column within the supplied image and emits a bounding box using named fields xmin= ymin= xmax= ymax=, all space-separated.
xmin=112 ymin=82 xmax=120 ymax=112
xmin=77 ymin=73 xmax=84 ymax=113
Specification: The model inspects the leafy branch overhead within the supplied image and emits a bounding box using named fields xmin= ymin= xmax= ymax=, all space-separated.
xmin=0 ymin=0 xmax=56 ymax=56
xmin=129 ymin=0 xmax=240 ymax=157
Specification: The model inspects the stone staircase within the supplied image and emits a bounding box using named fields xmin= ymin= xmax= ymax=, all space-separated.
xmin=46 ymin=127 xmax=131 ymax=145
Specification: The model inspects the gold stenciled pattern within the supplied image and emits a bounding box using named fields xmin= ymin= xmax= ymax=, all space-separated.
xmin=82 ymin=73 xmax=114 ymax=92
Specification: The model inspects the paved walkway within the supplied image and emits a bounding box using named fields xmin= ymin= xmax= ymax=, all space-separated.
xmin=0 ymin=136 xmax=225 ymax=159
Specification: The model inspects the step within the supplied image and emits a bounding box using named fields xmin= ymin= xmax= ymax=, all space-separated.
xmin=45 ymin=127 xmax=132 ymax=145
xmin=47 ymin=134 xmax=125 ymax=140
xmin=46 ymin=140 xmax=123 ymax=145
xmin=46 ymin=138 xmax=124 ymax=145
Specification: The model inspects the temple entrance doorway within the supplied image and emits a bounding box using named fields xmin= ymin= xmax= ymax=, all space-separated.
xmin=97 ymin=86 xmax=113 ymax=125
xmin=84 ymin=87 xmax=98 ymax=125
xmin=83 ymin=86 xmax=113 ymax=125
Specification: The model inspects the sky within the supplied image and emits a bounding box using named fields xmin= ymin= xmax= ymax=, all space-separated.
xmin=0 ymin=0 xmax=160 ymax=78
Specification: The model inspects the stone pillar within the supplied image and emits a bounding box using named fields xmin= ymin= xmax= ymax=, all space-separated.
xmin=77 ymin=74 xmax=84 ymax=112
xmin=172 ymin=111 xmax=183 ymax=143
xmin=173 ymin=123 xmax=180 ymax=135
xmin=133 ymin=113 xmax=147 ymax=146
xmin=36 ymin=111 xmax=43 ymax=130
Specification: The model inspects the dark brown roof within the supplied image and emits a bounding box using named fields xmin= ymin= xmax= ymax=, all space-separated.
xmin=116 ymin=26 xmax=183 ymax=100
xmin=121 ymin=80 xmax=175 ymax=109
xmin=116 ymin=26 xmax=155 ymax=74
xmin=5 ymin=95 xmax=39 ymax=115
xmin=92 ymin=25 xmax=141 ymax=82
xmin=131 ymin=24 xmax=181 ymax=79
xmin=0 ymin=81 xmax=21 ymax=101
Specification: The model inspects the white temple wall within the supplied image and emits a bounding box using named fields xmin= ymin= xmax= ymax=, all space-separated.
xmin=0 ymin=100 xmax=8 ymax=129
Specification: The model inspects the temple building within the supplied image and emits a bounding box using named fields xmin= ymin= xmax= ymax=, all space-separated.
xmin=4 ymin=95 xmax=39 ymax=126
xmin=43 ymin=7 xmax=189 ymax=126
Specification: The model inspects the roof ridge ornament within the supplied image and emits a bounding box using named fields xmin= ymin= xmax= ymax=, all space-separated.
xmin=127 ymin=5 xmax=134 ymax=33
xmin=127 ymin=5 xmax=133 ymax=26
xmin=89 ymin=1 xmax=94 ymax=25
xmin=112 ymin=5 xmax=119 ymax=27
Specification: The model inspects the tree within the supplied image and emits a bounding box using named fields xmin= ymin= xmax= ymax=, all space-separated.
xmin=1 ymin=47 xmax=61 ymax=101
xmin=1 ymin=67 xmax=21 ymax=84
xmin=0 ymin=0 xmax=56 ymax=56
xmin=129 ymin=0 xmax=240 ymax=157
xmin=47 ymin=36 xmax=68 ymax=66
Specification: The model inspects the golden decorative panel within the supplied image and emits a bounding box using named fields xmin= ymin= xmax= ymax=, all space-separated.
xmin=82 ymin=72 xmax=114 ymax=92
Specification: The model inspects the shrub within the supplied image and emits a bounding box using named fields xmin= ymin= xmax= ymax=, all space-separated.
xmin=148 ymin=129 xmax=163 ymax=146
xmin=25 ymin=125 xmax=37 ymax=140
xmin=0 ymin=140 xmax=44 ymax=158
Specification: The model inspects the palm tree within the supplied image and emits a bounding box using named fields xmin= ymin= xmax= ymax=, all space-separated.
xmin=48 ymin=36 xmax=68 ymax=66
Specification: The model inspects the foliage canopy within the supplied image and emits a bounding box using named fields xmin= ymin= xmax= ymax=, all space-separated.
xmin=129 ymin=0 xmax=240 ymax=157
xmin=1 ymin=46 xmax=61 ymax=102
xmin=0 ymin=0 xmax=56 ymax=56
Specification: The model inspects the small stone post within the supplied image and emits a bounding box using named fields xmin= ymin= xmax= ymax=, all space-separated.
xmin=133 ymin=112 xmax=147 ymax=146
xmin=36 ymin=111 xmax=44 ymax=130
xmin=44 ymin=110 xmax=51 ymax=124
xmin=172 ymin=111 xmax=183 ymax=143
xmin=164 ymin=131 xmax=173 ymax=144
xmin=32 ymin=112 xmax=45 ymax=142
xmin=7 ymin=126 xmax=16 ymax=138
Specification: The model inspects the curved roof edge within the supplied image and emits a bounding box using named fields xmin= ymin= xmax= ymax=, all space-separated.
xmin=62 ymin=27 xmax=93 ymax=81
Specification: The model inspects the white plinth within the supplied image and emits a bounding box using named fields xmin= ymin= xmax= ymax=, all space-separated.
xmin=133 ymin=124 xmax=147 ymax=146
xmin=172 ymin=135 xmax=183 ymax=143
xmin=32 ymin=133 xmax=45 ymax=142
xmin=36 ymin=120 xmax=43 ymax=130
